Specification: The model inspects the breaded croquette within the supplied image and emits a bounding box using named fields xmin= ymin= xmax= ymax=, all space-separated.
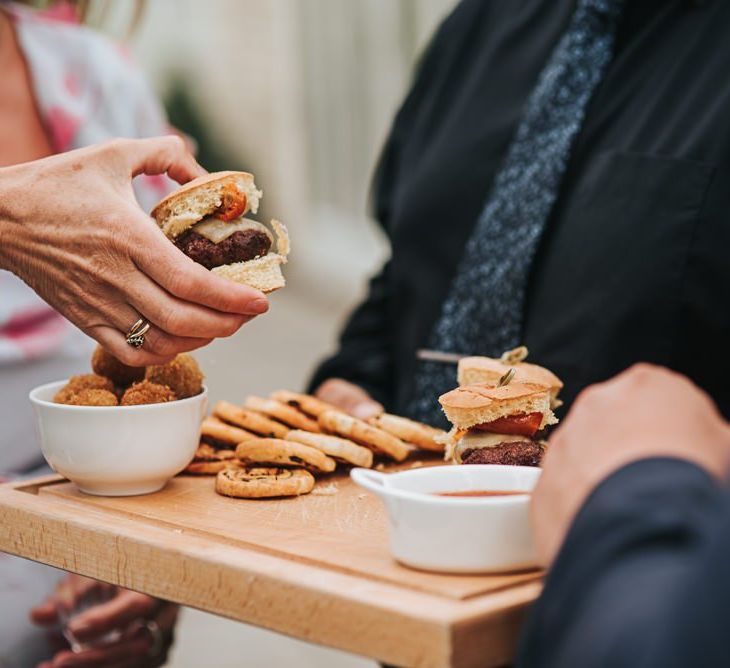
xmin=53 ymin=374 xmax=115 ymax=403
xmin=91 ymin=345 xmax=145 ymax=386
xmin=61 ymin=389 xmax=119 ymax=407
xmin=145 ymin=354 xmax=203 ymax=399
xmin=120 ymin=381 xmax=177 ymax=406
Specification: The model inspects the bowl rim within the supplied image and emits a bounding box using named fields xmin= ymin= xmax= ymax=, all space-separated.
xmin=29 ymin=379 xmax=208 ymax=412
xmin=351 ymin=464 xmax=540 ymax=505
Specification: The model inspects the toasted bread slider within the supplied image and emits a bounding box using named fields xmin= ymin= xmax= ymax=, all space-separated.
xmin=457 ymin=356 xmax=563 ymax=406
xmin=439 ymin=382 xmax=558 ymax=466
xmin=152 ymin=171 xmax=289 ymax=293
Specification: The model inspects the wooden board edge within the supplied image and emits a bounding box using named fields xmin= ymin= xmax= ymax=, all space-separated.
xmin=449 ymin=582 xmax=541 ymax=667
xmin=3 ymin=474 xmax=66 ymax=493
xmin=0 ymin=487 xmax=539 ymax=667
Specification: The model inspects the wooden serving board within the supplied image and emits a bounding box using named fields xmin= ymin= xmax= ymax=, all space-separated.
xmin=0 ymin=467 xmax=542 ymax=668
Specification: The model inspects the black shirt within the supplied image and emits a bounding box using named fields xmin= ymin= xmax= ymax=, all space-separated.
xmin=310 ymin=0 xmax=730 ymax=418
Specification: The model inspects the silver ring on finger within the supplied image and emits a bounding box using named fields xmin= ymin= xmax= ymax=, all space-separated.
xmin=144 ymin=619 xmax=164 ymax=657
xmin=125 ymin=317 xmax=151 ymax=349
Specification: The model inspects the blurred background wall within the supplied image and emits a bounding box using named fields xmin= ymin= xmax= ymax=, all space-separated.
xmin=119 ymin=1 xmax=455 ymax=665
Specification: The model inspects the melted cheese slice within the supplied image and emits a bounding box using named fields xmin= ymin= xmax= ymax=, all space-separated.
xmin=459 ymin=431 xmax=523 ymax=449
xmin=192 ymin=217 xmax=273 ymax=245
xmin=446 ymin=429 xmax=525 ymax=463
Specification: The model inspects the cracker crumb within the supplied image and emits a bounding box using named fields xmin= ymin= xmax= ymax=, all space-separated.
xmin=312 ymin=483 xmax=339 ymax=496
xmin=409 ymin=461 xmax=424 ymax=469
xmin=375 ymin=463 xmax=387 ymax=471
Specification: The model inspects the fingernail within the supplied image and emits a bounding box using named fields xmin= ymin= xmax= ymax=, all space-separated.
xmin=248 ymin=299 xmax=269 ymax=314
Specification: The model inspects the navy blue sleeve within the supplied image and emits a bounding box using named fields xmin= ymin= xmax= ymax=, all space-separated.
xmin=518 ymin=457 xmax=728 ymax=668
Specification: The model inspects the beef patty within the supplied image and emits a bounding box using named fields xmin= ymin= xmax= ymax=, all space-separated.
xmin=176 ymin=229 xmax=272 ymax=269
xmin=460 ymin=441 xmax=544 ymax=467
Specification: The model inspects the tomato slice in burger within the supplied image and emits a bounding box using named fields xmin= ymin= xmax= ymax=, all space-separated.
xmin=216 ymin=184 xmax=248 ymax=221
xmin=473 ymin=412 xmax=543 ymax=438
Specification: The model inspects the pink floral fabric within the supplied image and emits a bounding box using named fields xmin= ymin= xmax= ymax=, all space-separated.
xmin=0 ymin=2 xmax=176 ymax=363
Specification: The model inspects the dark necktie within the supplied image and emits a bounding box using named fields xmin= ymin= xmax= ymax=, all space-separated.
xmin=409 ymin=0 xmax=624 ymax=425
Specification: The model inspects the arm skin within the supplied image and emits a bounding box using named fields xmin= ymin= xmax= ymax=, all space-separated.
xmin=518 ymin=457 xmax=730 ymax=668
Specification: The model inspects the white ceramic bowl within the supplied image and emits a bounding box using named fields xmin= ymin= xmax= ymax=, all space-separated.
xmin=351 ymin=465 xmax=540 ymax=573
xmin=30 ymin=380 xmax=208 ymax=496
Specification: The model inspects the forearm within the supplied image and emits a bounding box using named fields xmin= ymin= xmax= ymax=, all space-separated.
xmin=519 ymin=458 xmax=726 ymax=667
xmin=0 ymin=162 xmax=28 ymax=272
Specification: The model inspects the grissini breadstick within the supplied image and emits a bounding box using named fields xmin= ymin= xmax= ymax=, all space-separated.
xmin=318 ymin=410 xmax=411 ymax=462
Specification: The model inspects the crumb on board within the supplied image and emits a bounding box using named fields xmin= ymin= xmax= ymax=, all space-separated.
xmin=357 ymin=493 xmax=367 ymax=500
xmin=409 ymin=461 xmax=424 ymax=469
xmin=312 ymin=483 xmax=339 ymax=496
xmin=375 ymin=463 xmax=387 ymax=471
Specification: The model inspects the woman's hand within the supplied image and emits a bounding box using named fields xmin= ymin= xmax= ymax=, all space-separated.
xmin=31 ymin=575 xmax=177 ymax=668
xmin=314 ymin=378 xmax=384 ymax=419
xmin=0 ymin=137 xmax=269 ymax=365
xmin=532 ymin=364 xmax=730 ymax=567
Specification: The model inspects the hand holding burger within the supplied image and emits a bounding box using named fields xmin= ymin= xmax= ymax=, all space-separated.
xmin=0 ymin=137 xmax=269 ymax=366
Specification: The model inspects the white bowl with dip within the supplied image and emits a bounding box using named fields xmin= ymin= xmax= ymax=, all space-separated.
xmin=351 ymin=465 xmax=540 ymax=573
xmin=30 ymin=380 xmax=207 ymax=496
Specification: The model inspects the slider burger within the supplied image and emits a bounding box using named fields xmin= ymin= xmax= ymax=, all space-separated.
xmin=152 ymin=171 xmax=289 ymax=293
xmin=439 ymin=382 xmax=558 ymax=466
xmin=457 ymin=354 xmax=563 ymax=407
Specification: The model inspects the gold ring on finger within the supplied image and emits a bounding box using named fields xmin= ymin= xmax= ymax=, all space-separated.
xmin=125 ymin=317 xmax=151 ymax=349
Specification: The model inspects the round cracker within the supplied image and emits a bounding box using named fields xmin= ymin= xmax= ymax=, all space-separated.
xmin=244 ymin=396 xmax=321 ymax=433
xmin=317 ymin=410 xmax=410 ymax=462
xmin=286 ymin=430 xmax=373 ymax=468
xmin=235 ymin=438 xmax=336 ymax=473
xmin=368 ymin=413 xmax=446 ymax=452
xmin=213 ymin=400 xmax=290 ymax=439
xmin=216 ymin=467 xmax=314 ymax=498
xmin=270 ymin=391 xmax=339 ymax=419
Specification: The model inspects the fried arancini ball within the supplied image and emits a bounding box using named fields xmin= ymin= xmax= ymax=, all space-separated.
xmin=62 ymin=389 xmax=119 ymax=407
xmin=54 ymin=387 xmax=77 ymax=404
xmin=91 ymin=345 xmax=145 ymax=386
xmin=67 ymin=373 xmax=115 ymax=393
xmin=120 ymin=381 xmax=177 ymax=406
xmin=53 ymin=374 xmax=115 ymax=404
xmin=145 ymin=354 xmax=203 ymax=399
